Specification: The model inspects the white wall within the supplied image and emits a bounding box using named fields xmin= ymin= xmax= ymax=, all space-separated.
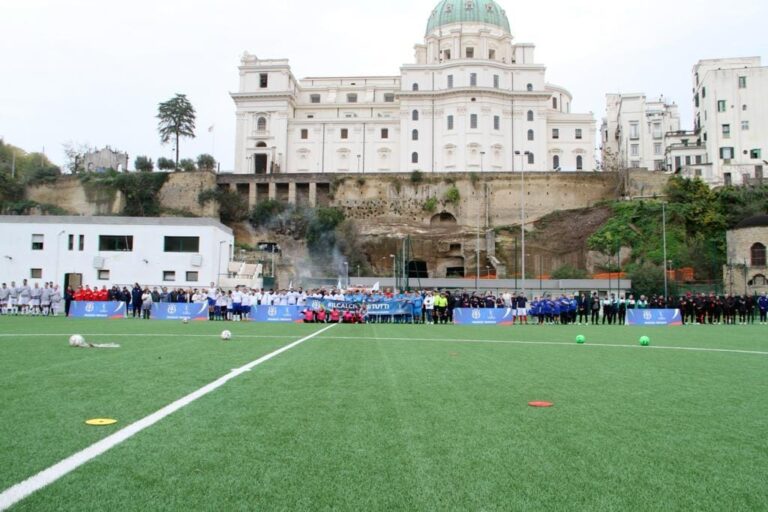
xmin=0 ymin=218 xmax=234 ymax=289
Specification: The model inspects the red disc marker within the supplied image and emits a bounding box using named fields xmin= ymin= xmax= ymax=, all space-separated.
xmin=528 ymin=401 xmax=554 ymax=408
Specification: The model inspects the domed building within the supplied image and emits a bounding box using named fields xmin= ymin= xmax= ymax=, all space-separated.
xmin=231 ymin=0 xmax=595 ymax=175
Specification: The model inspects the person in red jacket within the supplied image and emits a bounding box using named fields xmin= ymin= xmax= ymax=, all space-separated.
xmin=329 ymin=308 xmax=341 ymax=323
xmin=82 ymin=286 xmax=94 ymax=302
xmin=342 ymin=310 xmax=354 ymax=323
xmin=303 ymin=308 xmax=315 ymax=323
xmin=316 ymin=307 xmax=327 ymax=323
xmin=73 ymin=287 xmax=85 ymax=302
xmin=97 ymin=286 xmax=109 ymax=301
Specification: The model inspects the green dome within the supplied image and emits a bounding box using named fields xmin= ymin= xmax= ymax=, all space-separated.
xmin=426 ymin=0 xmax=511 ymax=35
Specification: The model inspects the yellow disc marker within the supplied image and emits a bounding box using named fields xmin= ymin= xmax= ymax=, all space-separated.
xmin=85 ymin=418 xmax=118 ymax=426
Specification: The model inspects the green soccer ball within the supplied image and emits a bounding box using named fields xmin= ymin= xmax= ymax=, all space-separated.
xmin=639 ymin=336 xmax=650 ymax=346
xmin=575 ymin=335 xmax=586 ymax=344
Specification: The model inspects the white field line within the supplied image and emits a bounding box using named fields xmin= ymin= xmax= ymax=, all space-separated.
xmin=318 ymin=335 xmax=768 ymax=357
xmin=0 ymin=333 xmax=298 ymax=338
xmin=0 ymin=323 xmax=337 ymax=512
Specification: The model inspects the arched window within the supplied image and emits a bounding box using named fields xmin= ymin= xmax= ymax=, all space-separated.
xmin=750 ymin=274 xmax=767 ymax=286
xmin=257 ymin=117 xmax=267 ymax=131
xmin=412 ymin=129 xmax=419 ymax=141
xmin=411 ymin=152 xmax=419 ymax=164
xmin=527 ymin=152 xmax=535 ymax=165
xmin=412 ymin=110 xmax=419 ymax=121
xmin=576 ymin=155 xmax=583 ymax=170
xmin=752 ymin=243 xmax=766 ymax=267
xmin=526 ymin=83 xmax=533 ymax=92
xmin=527 ymin=129 xmax=534 ymax=141
xmin=527 ymin=110 xmax=534 ymax=122
xmin=553 ymin=155 xmax=560 ymax=170
xmin=412 ymin=83 xmax=419 ymax=91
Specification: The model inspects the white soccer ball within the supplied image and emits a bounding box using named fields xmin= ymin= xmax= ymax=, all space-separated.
xmin=220 ymin=330 xmax=232 ymax=341
xmin=69 ymin=334 xmax=86 ymax=347
xmin=182 ymin=317 xmax=189 ymax=324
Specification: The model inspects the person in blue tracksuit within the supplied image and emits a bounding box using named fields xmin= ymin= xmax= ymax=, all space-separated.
xmin=758 ymin=293 xmax=768 ymax=324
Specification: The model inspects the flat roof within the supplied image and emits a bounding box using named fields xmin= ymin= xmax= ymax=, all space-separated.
xmin=0 ymin=216 xmax=233 ymax=235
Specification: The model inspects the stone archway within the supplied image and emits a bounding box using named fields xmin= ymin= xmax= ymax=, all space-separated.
xmin=430 ymin=212 xmax=457 ymax=227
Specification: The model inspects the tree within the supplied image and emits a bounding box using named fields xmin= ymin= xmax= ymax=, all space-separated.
xmin=157 ymin=157 xmax=175 ymax=171
xmin=197 ymin=154 xmax=216 ymax=172
xmin=179 ymin=158 xmax=196 ymax=172
xmin=62 ymin=142 xmax=93 ymax=173
xmin=134 ymin=156 xmax=154 ymax=172
xmin=156 ymin=93 xmax=196 ymax=170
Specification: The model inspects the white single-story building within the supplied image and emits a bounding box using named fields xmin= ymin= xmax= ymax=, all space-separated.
xmin=0 ymin=216 xmax=235 ymax=290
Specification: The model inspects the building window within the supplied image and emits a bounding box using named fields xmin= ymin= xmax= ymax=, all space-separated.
xmin=752 ymin=243 xmax=766 ymax=267
xmin=447 ymin=75 xmax=454 ymax=89
xmin=470 ymin=114 xmax=478 ymax=129
xmin=717 ymin=100 xmax=726 ymax=112
xmin=720 ymin=147 xmax=734 ymax=160
xmin=576 ymin=155 xmax=583 ymax=170
xmin=752 ymin=274 xmax=767 ymax=286
xmin=575 ymin=128 xmax=583 ymax=140
xmin=739 ymin=76 xmax=747 ymax=89
xmin=654 ymin=160 xmax=665 ymax=171
xmin=630 ymin=144 xmax=639 ymax=157
xmin=466 ymin=47 xmax=474 ymax=58
xmin=654 ymin=143 xmax=663 ymax=155
xmin=722 ymin=124 xmax=731 ymax=138
xmin=552 ymin=128 xmax=559 ymax=139
xmin=742 ymin=120 xmax=750 ymax=130
xmin=163 ymin=271 xmax=176 ymax=282
xmin=629 ymin=122 xmax=639 ymax=139
xmin=412 ymin=83 xmax=419 ymax=91
xmin=68 ymin=234 xmax=74 ymax=251
xmin=381 ymin=128 xmax=389 ymax=139
xmin=526 ymin=83 xmax=533 ymax=92
xmin=493 ymin=116 xmax=500 ymax=130
xmin=652 ymin=123 xmax=662 ymax=139
xmin=186 ymin=271 xmax=199 ymax=282
xmin=259 ymin=73 xmax=268 ymax=88
xmin=30 ymin=268 xmax=42 ymax=279
xmin=79 ymin=235 xmax=84 ymax=251
xmin=489 ymin=49 xmax=496 ymax=60
xmin=164 ymin=236 xmax=200 ymax=253
xmin=412 ymin=129 xmax=419 ymax=141
xmin=685 ymin=156 xmax=692 ymax=166
xmin=301 ymin=129 xmax=308 ymax=140
xmin=527 ymin=110 xmax=534 ymax=122
xmin=341 ymin=128 xmax=349 ymax=139
xmin=470 ymin=73 xmax=477 ymax=86
xmin=447 ymin=115 xmax=454 ymax=130
xmin=743 ymin=104 xmax=748 ymax=111
xmin=257 ymin=117 xmax=267 ymax=131
xmin=99 ymin=235 xmax=133 ymax=252
xmin=310 ymin=94 xmax=321 ymax=103
xmin=553 ymin=155 xmax=560 ymax=170
xmin=751 ymin=149 xmax=762 ymax=159
xmin=493 ymin=75 xmax=499 ymax=88
xmin=411 ymin=152 xmax=419 ymax=164
xmin=347 ymin=93 xmax=358 ymax=103
xmin=31 ymin=234 xmax=44 ymax=251
xmin=552 ymin=97 xmax=558 ymax=109
xmin=384 ymin=93 xmax=395 ymax=103
xmin=527 ymin=153 xmax=534 ymax=165
xmin=412 ymin=110 xmax=419 ymax=121
xmin=527 ymin=129 xmax=534 ymax=141
xmin=98 ymin=270 xmax=110 ymax=281
xmin=702 ymin=87 xmax=706 ymax=98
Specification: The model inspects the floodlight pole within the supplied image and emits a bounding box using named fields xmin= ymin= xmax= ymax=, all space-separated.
xmin=662 ymin=202 xmax=668 ymax=300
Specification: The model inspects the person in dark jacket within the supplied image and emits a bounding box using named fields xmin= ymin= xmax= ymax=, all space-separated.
xmin=131 ymin=283 xmax=143 ymax=318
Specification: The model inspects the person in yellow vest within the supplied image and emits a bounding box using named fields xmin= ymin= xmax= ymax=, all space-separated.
xmin=434 ymin=292 xmax=448 ymax=324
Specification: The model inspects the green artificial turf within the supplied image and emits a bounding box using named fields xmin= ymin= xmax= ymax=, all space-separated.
xmin=1 ymin=318 xmax=767 ymax=511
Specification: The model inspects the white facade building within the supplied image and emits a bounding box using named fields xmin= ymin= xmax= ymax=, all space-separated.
xmin=0 ymin=216 xmax=234 ymax=289
xmin=692 ymin=57 xmax=767 ymax=186
xmin=601 ymin=94 xmax=680 ymax=171
xmin=231 ymin=0 xmax=596 ymax=175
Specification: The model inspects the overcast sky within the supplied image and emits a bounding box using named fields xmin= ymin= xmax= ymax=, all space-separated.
xmin=1 ymin=0 xmax=766 ymax=170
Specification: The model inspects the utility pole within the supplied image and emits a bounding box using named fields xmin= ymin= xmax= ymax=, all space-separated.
xmin=662 ymin=202 xmax=668 ymax=299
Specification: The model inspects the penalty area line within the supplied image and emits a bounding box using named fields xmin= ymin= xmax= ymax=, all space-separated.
xmin=320 ymin=335 xmax=768 ymax=357
xmin=0 ymin=323 xmax=337 ymax=512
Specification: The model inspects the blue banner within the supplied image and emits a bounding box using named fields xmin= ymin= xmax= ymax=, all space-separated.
xmin=151 ymin=302 xmax=209 ymax=321
xmin=306 ymin=298 xmax=413 ymax=316
xmin=250 ymin=305 xmax=304 ymax=323
xmin=70 ymin=301 xmax=126 ymax=319
xmin=626 ymin=309 xmax=683 ymax=326
xmin=453 ymin=308 xmax=516 ymax=326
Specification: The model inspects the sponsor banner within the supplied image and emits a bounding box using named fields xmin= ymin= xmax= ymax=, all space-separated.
xmin=626 ymin=309 xmax=683 ymax=326
xmin=305 ymin=299 xmax=413 ymax=316
xmin=453 ymin=308 xmax=516 ymax=326
xmin=70 ymin=301 xmax=126 ymax=319
xmin=152 ymin=302 xmax=209 ymax=321
xmin=250 ymin=305 xmax=304 ymax=323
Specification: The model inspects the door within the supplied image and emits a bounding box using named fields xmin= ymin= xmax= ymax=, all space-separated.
xmin=254 ymin=154 xmax=267 ymax=174
xmin=64 ymin=273 xmax=82 ymax=290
